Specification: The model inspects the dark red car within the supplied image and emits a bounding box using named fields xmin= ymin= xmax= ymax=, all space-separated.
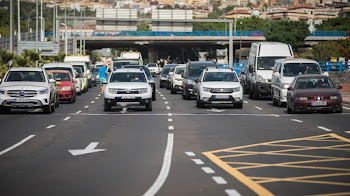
xmin=47 ymin=70 xmax=77 ymax=103
xmin=287 ymin=75 xmax=342 ymax=113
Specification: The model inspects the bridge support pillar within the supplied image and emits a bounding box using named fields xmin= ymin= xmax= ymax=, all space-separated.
xmin=148 ymin=47 xmax=159 ymax=64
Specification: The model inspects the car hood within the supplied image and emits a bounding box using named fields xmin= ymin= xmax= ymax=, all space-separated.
xmin=0 ymin=82 xmax=49 ymax=90
xmin=294 ymin=88 xmax=341 ymax=96
xmin=106 ymin=82 xmax=151 ymax=89
xmin=202 ymin=82 xmax=241 ymax=88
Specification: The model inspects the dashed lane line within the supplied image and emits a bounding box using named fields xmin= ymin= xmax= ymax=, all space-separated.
xmin=318 ymin=126 xmax=333 ymax=132
xmin=192 ymin=159 xmax=204 ymax=165
xmin=98 ymin=94 xmax=101 ymax=97
xmin=225 ymin=189 xmax=242 ymax=196
xmin=202 ymin=167 xmax=215 ymax=174
xmin=0 ymin=135 xmax=36 ymax=156
xmin=166 ymin=106 xmax=171 ymax=110
xmin=143 ymin=133 xmax=174 ymax=196
xmin=243 ymin=101 xmax=248 ymax=104
xmin=160 ymin=94 xmax=164 ymax=97
xmin=270 ymin=114 xmax=280 ymax=117
xmin=168 ymin=113 xmax=173 ymax=116
xmin=165 ymin=102 xmax=168 ymax=104
xmin=291 ymin=119 xmax=303 ymax=123
xmin=254 ymin=106 xmax=262 ymax=110
xmin=91 ymin=101 xmax=95 ymax=104
xmin=168 ymin=126 xmax=174 ymax=130
xmin=168 ymin=119 xmax=173 ymax=122
xmin=185 ymin=152 xmax=196 ymax=157
xmin=163 ymin=97 xmax=166 ymax=100
xmin=212 ymin=176 xmax=227 ymax=184
xmin=76 ymin=110 xmax=82 ymax=114
xmin=46 ymin=125 xmax=56 ymax=129
xmin=84 ymin=105 xmax=89 ymax=109
xmin=95 ymin=97 xmax=99 ymax=100
xmin=343 ymin=106 xmax=350 ymax=110
xmin=63 ymin=117 xmax=71 ymax=121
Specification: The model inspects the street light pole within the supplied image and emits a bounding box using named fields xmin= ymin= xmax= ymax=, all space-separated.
xmin=35 ymin=0 xmax=39 ymax=53
xmin=229 ymin=22 xmax=233 ymax=68
xmin=17 ymin=0 xmax=20 ymax=42
xmin=80 ymin=3 xmax=82 ymax=55
xmin=239 ymin=22 xmax=242 ymax=63
xmin=41 ymin=0 xmax=43 ymax=41
xmin=234 ymin=8 xmax=236 ymax=36
xmin=73 ymin=0 xmax=76 ymax=54
xmin=83 ymin=5 xmax=86 ymax=54
xmin=10 ymin=0 xmax=13 ymax=52
xmin=64 ymin=0 xmax=67 ymax=55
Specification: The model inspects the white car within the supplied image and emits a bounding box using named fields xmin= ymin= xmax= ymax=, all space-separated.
xmin=103 ymin=68 xmax=153 ymax=111
xmin=196 ymin=69 xmax=243 ymax=108
xmin=0 ymin=67 xmax=57 ymax=114
xmin=170 ymin=65 xmax=185 ymax=94
xmin=147 ymin=63 xmax=160 ymax=76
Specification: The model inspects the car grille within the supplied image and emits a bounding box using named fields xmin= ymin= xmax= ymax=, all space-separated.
xmin=308 ymin=96 xmax=328 ymax=101
xmin=116 ymin=88 xmax=140 ymax=94
xmin=210 ymin=88 xmax=234 ymax=93
xmin=7 ymin=90 xmax=38 ymax=97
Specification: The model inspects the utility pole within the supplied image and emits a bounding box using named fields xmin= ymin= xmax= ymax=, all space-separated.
xmin=83 ymin=5 xmax=86 ymax=54
xmin=35 ymin=0 xmax=39 ymax=53
xmin=10 ymin=0 xmax=13 ymax=52
xmin=73 ymin=0 xmax=76 ymax=54
xmin=41 ymin=0 xmax=43 ymax=41
xmin=17 ymin=0 xmax=20 ymax=42
xmin=229 ymin=22 xmax=233 ymax=68
xmin=64 ymin=0 xmax=67 ymax=55
xmin=239 ymin=22 xmax=242 ymax=63
xmin=80 ymin=3 xmax=82 ymax=55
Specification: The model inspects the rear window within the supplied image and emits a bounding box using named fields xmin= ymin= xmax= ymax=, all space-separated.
xmin=148 ymin=64 xmax=157 ymax=67
xmin=52 ymin=72 xmax=71 ymax=82
xmin=283 ymin=63 xmax=321 ymax=76
xmin=45 ymin=67 xmax=73 ymax=76
xmin=203 ymin=72 xmax=238 ymax=82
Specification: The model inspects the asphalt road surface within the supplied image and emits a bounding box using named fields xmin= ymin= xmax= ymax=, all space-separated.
xmin=1 ymin=79 xmax=350 ymax=196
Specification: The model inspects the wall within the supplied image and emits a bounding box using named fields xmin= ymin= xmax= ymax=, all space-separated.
xmin=329 ymin=70 xmax=350 ymax=92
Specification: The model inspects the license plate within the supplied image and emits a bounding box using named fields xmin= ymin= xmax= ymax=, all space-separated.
xmin=215 ymin=95 xmax=229 ymax=99
xmin=121 ymin=95 xmax=135 ymax=99
xmin=311 ymin=101 xmax=327 ymax=106
xmin=14 ymin=98 xmax=30 ymax=102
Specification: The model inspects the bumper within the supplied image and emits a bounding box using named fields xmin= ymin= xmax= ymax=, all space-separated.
xmin=0 ymin=96 xmax=50 ymax=108
xmin=280 ymin=89 xmax=288 ymax=103
xmin=59 ymin=91 xmax=73 ymax=100
xmin=255 ymin=82 xmax=271 ymax=96
xmin=105 ymin=97 xmax=152 ymax=105
xmin=294 ymin=100 xmax=342 ymax=112
xmin=185 ymin=84 xmax=197 ymax=96
xmin=200 ymin=91 xmax=243 ymax=104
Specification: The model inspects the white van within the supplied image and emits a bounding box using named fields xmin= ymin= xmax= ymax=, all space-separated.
xmin=247 ymin=42 xmax=293 ymax=99
xmin=64 ymin=55 xmax=92 ymax=88
xmin=69 ymin=62 xmax=89 ymax=92
xmin=120 ymin=51 xmax=143 ymax=66
xmin=271 ymin=58 xmax=322 ymax=106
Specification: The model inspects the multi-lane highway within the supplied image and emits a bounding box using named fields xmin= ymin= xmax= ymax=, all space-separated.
xmin=1 ymin=80 xmax=350 ymax=196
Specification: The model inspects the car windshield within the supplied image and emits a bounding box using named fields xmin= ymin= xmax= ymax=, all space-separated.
xmin=175 ymin=67 xmax=185 ymax=74
xmin=148 ymin=64 xmax=157 ymax=67
xmin=73 ymin=65 xmax=85 ymax=72
xmin=203 ymin=72 xmax=238 ymax=82
xmin=123 ymin=66 xmax=151 ymax=78
xmin=52 ymin=72 xmax=71 ymax=82
xmin=283 ymin=63 xmax=321 ymax=76
xmin=45 ymin=67 xmax=73 ymax=76
xmin=257 ymin=57 xmax=286 ymax=70
xmin=188 ymin=65 xmax=216 ymax=77
xmin=113 ymin=61 xmax=139 ymax=70
xmin=74 ymin=68 xmax=83 ymax=75
xmin=161 ymin=68 xmax=171 ymax=75
xmin=5 ymin=71 xmax=45 ymax=82
xmin=169 ymin=67 xmax=175 ymax=72
xmin=296 ymin=78 xmax=335 ymax=89
xmin=109 ymin=72 xmax=146 ymax=83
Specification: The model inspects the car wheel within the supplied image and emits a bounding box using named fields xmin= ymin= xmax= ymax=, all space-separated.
xmin=145 ymin=100 xmax=152 ymax=111
xmin=104 ymin=99 xmax=112 ymax=111
xmin=43 ymin=104 xmax=52 ymax=114
xmin=235 ymin=103 xmax=243 ymax=109
xmin=78 ymin=91 xmax=82 ymax=95
xmin=160 ymin=82 xmax=164 ymax=88
xmin=0 ymin=106 xmax=11 ymax=114
xmin=287 ymin=102 xmax=293 ymax=114
xmin=335 ymin=107 xmax=343 ymax=113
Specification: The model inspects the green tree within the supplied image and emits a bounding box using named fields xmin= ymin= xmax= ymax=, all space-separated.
xmin=237 ymin=16 xmax=268 ymax=31
xmin=208 ymin=7 xmax=224 ymax=19
xmin=0 ymin=49 xmax=14 ymax=66
xmin=265 ymin=20 xmax=309 ymax=50
xmin=13 ymin=55 xmax=29 ymax=67
xmin=302 ymin=42 xmax=337 ymax=61
xmin=247 ymin=2 xmax=253 ymax=7
xmin=315 ymin=17 xmax=350 ymax=31
xmin=223 ymin=5 xmax=235 ymax=13
xmin=87 ymin=50 xmax=103 ymax=64
xmin=137 ymin=23 xmax=151 ymax=31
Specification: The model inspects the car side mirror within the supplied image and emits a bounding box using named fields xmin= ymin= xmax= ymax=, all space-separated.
xmin=337 ymin=85 xmax=343 ymax=89
xmin=49 ymin=79 xmax=56 ymax=83
xmin=0 ymin=78 xmax=2 ymax=83
xmin=287 ymin=87 xmax=293 ymax=91
xmin=274 ymin=72 xmax=280 ymax=77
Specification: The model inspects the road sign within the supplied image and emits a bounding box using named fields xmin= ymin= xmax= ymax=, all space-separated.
xmin=106 ymin=61 xmax=111 ymax=66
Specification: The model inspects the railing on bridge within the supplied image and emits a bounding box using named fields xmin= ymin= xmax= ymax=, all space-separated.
xmin=309 ymin=31 xmax=348 ymax=37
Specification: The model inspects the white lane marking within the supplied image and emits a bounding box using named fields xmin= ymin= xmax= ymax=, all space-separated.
xmin=76 ymin=110 xmax=82 ymax=114
xmin=156 ymin=90 xmax=159 ymax=92
xmin=163 ymin=97 xmax=166 ymax=100
xmin=0 ymin=135 xmax=36 ymax=156
xmin=121 ymin=108 xmax=127 ymax=114
xmin=165 ymin=102 xmax=168 ymax=104
xmin=318 ymin=126 xmax=332 ymax=132
xmin=91 ymin=101 xmax=95 ymax=104
xmin=63 ymin=117 xmax=71 ymax=121
xmin=168 ymin=113 xmax=172 ymax=116
xmin=254 ymin=106 xmax=262 ymax=110
xmin=212 ymin=176 xmax=227 ymax=184
xmin=166 ymin=106 xmax=171 ymax=110
xmin=160 ymin=94 xmax=164 ymax=97
xmin=168 ymin=118 xmax=173 ymax=122
xmin=185 ymin=152 xmax=195 ymax=157
xmin=192 ymin=159 xmax=204 ymax=165
xmin=70 ymin=113 xmax=293 ymax=117
xmin=98 ymin=94 xmax=101 ymax=97
xmin=225 ymin=189 xmax=242 ymax=196
xmin=95 ymin=97 xmax=99 ymax=100
xmin=68 ymin=142 xmax=106 ymax=156
xmin=343 ymin=106 xmax=350 ymax=110
xmin=143 ymin=133 xmax=174 ymax=196
xmin=270 ymin=114 xmax=280 ymax=117
xmin=46 ymin=125 xmax=56 ymax=129
xmin=243 ymin=101 xmax=248 ymax=104
xmin=202 ymin=167 xmax=215 ymax=174
xmin=168 ymin=126 xmax=174 ymax=130
xmin=84 ymin=105 xmax=89 ymax=109
xmin=291 ymin=119 xmax=303 ymax=123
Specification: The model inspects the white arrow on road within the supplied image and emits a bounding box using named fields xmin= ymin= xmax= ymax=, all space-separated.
xmin=207 ymin=108 xmax=226 ymax=113
xmin=68 ymin=142 xmax=106 ymax=156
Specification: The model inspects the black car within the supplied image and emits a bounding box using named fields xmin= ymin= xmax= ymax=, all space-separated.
xmin=182 ymin=61 xmax=217 ymax=100
xmin=122 ymin=65 xmax=156 ymax=101
xmin=159 ymin=64 xmax=177 ymax=88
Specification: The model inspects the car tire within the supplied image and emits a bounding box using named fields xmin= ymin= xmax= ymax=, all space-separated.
xmin=287 ymin=102 xmax=293 ymax=114
xmin=104 ymin=99 xmax=112 ymax=111
xmin=0 ymin=106 xmax=11 ymax=114
xmin=145 ymin=100 xmax=152 ymax=111
xmin=78 ymin=91 xmax=82 ymax=95
xmin=160 ymin=82 xmax=164 ymax=88
xmin=235 ymin=103 xmax=243 ymax=109
xmin=335 ymin=107 xmax=343 ymax=113
xmin=43 ymin=104 xmax=52 ymax=114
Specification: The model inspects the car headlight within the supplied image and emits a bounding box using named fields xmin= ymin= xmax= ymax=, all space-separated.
xmin=39 ymin=88 xmax=49 ymax=95
xmin=202 ymin=87 xmax=211 ymax=92
xmin=330 ymin=96 xmax=338 ymax=100
xmin=109 ymin=88 xmax=117 ymax=94
xmin=296 ymin=96 xmax=308 ymax=101
xmin=61 ymin=86 xmax=72 ymax=91
xmin=233 ymin=87 xmax=241 ymax=92
xmin=187 ymin=79 xmax=196 ymax=85
xmin=0 ymin=88 xmax=6 ymax=94
xmin=282 ymin=83 xmax=290 ymax=89
xmin=257 ymin=75 xmax=266 ymax=83
xmin=139 ymin=88 xmax=148 ymax=94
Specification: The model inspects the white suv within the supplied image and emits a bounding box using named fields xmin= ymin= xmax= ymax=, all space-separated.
xmin=0 ymin=67 xmax=57 ymax=114
xmin=196 ymin=69 xmax=243 ymax=108
xmin=147 ymin=63 xmax=160 ymax=76
xmin=103 ymin=68 xmax=153 ymax=111
xmin=170 ymin=65 xmax=185 ymax=94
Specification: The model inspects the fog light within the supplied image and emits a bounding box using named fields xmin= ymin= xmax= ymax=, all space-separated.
xmin=203 ymin=97 xmax=209 ymax=101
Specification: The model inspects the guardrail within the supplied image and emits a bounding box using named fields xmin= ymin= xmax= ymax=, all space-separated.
xmin=47 ymin=31 xmax=348 ymax=38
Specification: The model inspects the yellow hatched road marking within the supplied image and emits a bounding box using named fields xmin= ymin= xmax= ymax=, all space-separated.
xmin=308 ymin=192 xmax=350 ymax=196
